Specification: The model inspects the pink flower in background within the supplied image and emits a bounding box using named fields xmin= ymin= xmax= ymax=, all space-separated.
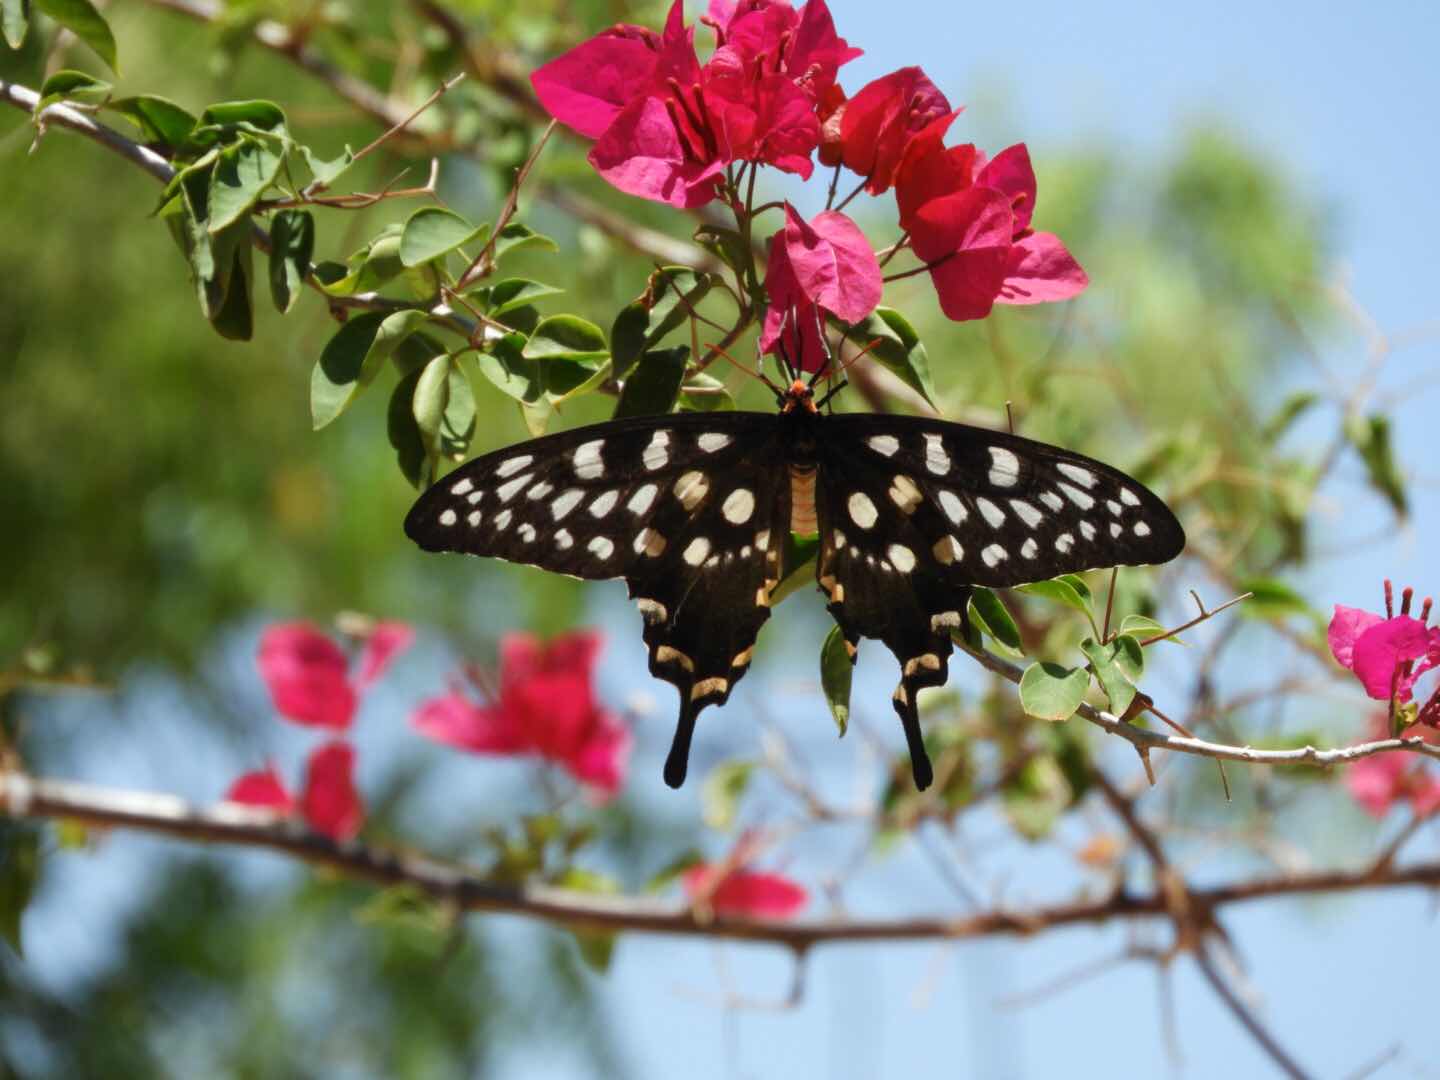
xmin=682 ymin=864 xmax=808 ymax=918
xmin=824 ymin=66 xmax=951 ymax=194
xmin=257 ymin=620 xmax=413 ymax=730
xmin=759 ymin=204 xmax=882 ymax=369
xmin=412 ymin=631 xmax=631 ymax=800
xmin=1327 ymin=602 xmax=1439 ymax=706
xmin=1346 ymin=751 xmax=1440 ymax=819
xmin=227 ymin=740 xmax=364 ymax=841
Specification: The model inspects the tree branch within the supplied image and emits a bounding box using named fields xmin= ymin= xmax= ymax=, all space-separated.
xmin=4 ymin=770 xmax=1438 ymax=949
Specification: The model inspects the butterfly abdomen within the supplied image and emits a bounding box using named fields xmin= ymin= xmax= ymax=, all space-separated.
xmin=789 ymin=466 xmax=818 ymax=533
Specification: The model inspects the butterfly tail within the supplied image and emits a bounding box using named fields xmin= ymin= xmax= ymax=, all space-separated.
xmin=892 ymin=685 xmax=934 ymax=790
xmin=663 ymin=698 xmax=699 ymax=788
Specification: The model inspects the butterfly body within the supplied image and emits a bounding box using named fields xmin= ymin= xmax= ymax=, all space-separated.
xmin=405 ymin=382 xmax=1184 ymax=790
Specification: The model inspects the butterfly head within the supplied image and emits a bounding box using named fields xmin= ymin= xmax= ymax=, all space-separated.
xmin=778 ymin=379 xmax=818 ymax=414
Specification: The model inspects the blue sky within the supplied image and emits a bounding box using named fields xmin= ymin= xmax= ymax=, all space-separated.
xmin=18 ymin=2 xmax=1440 ymax=1077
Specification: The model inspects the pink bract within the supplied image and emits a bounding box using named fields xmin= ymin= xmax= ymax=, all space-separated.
xmin=300 ymin=741 xmax=364 ymax=842
xmin=355 ymin=620 xmax=416 ymax=688
xmin=226 ymin=764 xmax=295 ymax=812
xmin=1327 ymin=604 xmax=1384 ymax=670
xmin=257 ymin=622 xmax=358 ymax=731
xmin=1350 ymin=616 xmax=1433 ymax=701
xmin=683 ymin=865 xmax=809 ymax=918
xmin=832 ymin=66 xmax=951 ymax=195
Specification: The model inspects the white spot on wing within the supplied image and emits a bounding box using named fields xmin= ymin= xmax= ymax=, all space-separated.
xmin=697 ymin=432 xmax=732 ymax=453
xmin=628 ymin=483 xmax=658 ymax=516
xmin=438 ymin=509 xmax=457 ymax=526
xmin=832 ymin=529 xmax=847 ymax=549
xmin=518 ymin=523 xmax=536 ymax=543
xmin=1080 ymin=520 xmax=1097 ymax=541
xmin=526 ymin=482 xmax=553 ymax=500
xmin=976 ymin=497 xmax=1006 ymax=529
xmin=556 ymin=529 xmax=574 ymax=550
xmin=923 ymin=433 xmax=951 ymax=475
xmin=467 ymin=510 xmax=481 ymax=527
xmin=722 ymin=488 xmax=755 ymax=524
xmin=587 ymin=536 xmax=614 ymax=559
xmin=756 ymin=530 xmax=771 ymax=552
xmin=1021 ymin=538 xmax=1038 ymax=559
xmin=847 ymin=491 xmax=879 ymax=529
xmin=450 ymin=477 xmax=474 ymax=496
xmin=1060 ymin=482 xmax=1095 ymax=510
xmin=988 ymin=446 xmax=1020 ymax=487
xmin=867 ymin=434 xmax=900 ymax=457
xmin=674 ymin=471 xmax=710 ymax=511
xmin=494 ymin=509 xmax=513 ymax=529
xmin=496 ymin=473 xmax=532 ymax=502
xmin=1110 ymin=522 xmax=1123 ymax=538
xmin=932 ymin=536 xmax=962 ymax=564
xmin=589 ymin=490 xmax=619 ymax=518
xmin=683 ymin=537 xmax=711 ymax=566
xmin=888 ymin=474 xmax=922 ymax=515
xmin=551 ymin=489 xmax=584 ymax=521
xmin=938 ymin=490 xmax=967 ymax=525
xmin=466 ymin=491 xmax=483 ymax=505
xmin=572 ymin=439 xmax=605 ymax=480
xmin=1058 ymin=463 xmax=1097 ymax=488
xmin=888 ymin=543 xmax=917 ymax=572
xmin=496 ymin=455 xmax=533 ymax=478
xmin=1134 ymin=521 xmax=1152 ymax=537
xmin=1040 ymin=491 xmax=1064 ymax=512
xmin=634 ymin=527 xmax=666 ymax=557
xmin=1120 ymin=488 xmax=1142 ymax=507
xmin=1010 ymin=500 xmax=1043 ymax=528
xmin=1056 ymin=533 xmax=1074 ymax=553
xmin=1106 ymin=499 xmax=1122 ymax=517
xmin=981 ymin=543 xmax=1008 ymax=567
xmin=642 ymin=430 xmax=671 ymax=471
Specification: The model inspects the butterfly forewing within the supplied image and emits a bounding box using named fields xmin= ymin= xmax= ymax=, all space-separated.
xmin=404 ymin=411 xmax=788 ymax=788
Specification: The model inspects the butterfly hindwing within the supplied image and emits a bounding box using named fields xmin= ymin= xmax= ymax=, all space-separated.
xmin=811 ymin=413 xmax=1186 ymax=787
xmin=404 ymin=411 xmax=787 ymax=788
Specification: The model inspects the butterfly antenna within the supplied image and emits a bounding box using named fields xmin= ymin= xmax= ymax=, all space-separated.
xmin=773 ymin=304 xmax=800 ymax=383
xmin=663 ymin=700 xmax=699 ymax=788
xmin=804 ymin=305 xmax=835 ymax=387
xmin=705 ymin=338 xmax=785 ymax=397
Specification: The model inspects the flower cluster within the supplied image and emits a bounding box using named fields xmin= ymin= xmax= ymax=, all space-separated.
xmin=411 ymin=631 xmax=631 ymax=801
xmin=1330 ymin=584 xmax=1440 ymax=818
xmin=681 ymin=832 xmax=808 ymax=918
xmin=226 ymin=620 xmax=414 ymax=840
xmin=532 ymin=0 xmax=1086 ymax=369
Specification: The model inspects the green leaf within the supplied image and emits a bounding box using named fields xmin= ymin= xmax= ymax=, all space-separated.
xmin=387 ymin=368 xmax=427 ymax=487
xmin=770 ymin=532 xmax=820 ymax=606
xmin=1345 ymin=412 xmax=1407 ymax=517
xmin=1079 ymin=636 xmax=1142 ymax=716
xmin=310 ymin=311 xmax=393 ymax=429
xmin=196 ymin=99 xmax=287 ymax=136
xmin=207 ymin=136 xmax=283 ymax=233
xmin=842 ymin=306 xmax=937 ymax=408
xmin=34 ymin=70 xmax=111 ymax=112
xmin=1260 ymin=390 xmax=1320 ymax=444
xmin=0 ymin=826 xmax=40 ymax=956
xmin=820 ymin=625 xmax=854 ymax=736
xmin=2 ymin=0 xmax=29 ymax=49
xmin=1001 ymin=755 xmax=1072 ymax=840
xmin=678 ymin=372 xmax=736 ymax=412
xmin=480 ymin=278 xmax=563 ymax=318
xmin=354 ymin=884 xmax=450 ymax=936
xmin=493 ymin=222 xmax=558 ymax=262
xmin=702 ymin=761 xmax=754 ymax=831
xmin=298 ymin=143 xmax=354 ymax=187
xmin=267 ymin=208 xmax=313 ymax=314
xmin=399 ymin=207 xmax=489 ymax=268
xmin=33 ymin=0 xmax=116 ymax=71
xmin=1019 ymin=661 xmax=1090 ymax=722
xmin=614 ymin=346 xmax=689 ymax=419
xmin=643 ymin=849 xmax=705 ymax=894
xmin=412 ymin=354 xmax=476 ymax=463
xmin=523 ymin=315 xmax=608 ymax=365
xmin=968 ymin=588 xmax=1021 ymax=652
xmin=1119 ymin=613 xmax=1166 ymax=639
xmin=609 ymin=268 xmax=714 ymax=379
xmin=206 ymin=223 xmax=254 ymax=340
xmin=1236 ymin=577 xmax=1316 ymax=621
xmin=317 ymin=228 xmax=406 ymax=297
xmin=107 ymin=95 xmax=197 ymax=149
xmin=475 ymin=333 xmax=544 ymax=404
xmin=692 ymin=224 xmax=751 ymax=276
xmin=1016 ymin=575 xmax=1094 ymax=618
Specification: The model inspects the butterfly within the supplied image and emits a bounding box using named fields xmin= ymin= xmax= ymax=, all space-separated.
xmin=405 ymin=366 xmax=1185 ymax=792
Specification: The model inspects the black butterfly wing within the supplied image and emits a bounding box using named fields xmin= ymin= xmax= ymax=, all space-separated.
xmin=813 ymin=413 xmax=1185 ymax=789
xmin=404 ymin=411 xmax=789 ymax=788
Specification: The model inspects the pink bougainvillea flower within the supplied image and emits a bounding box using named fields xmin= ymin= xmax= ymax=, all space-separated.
xmin=706 ymin=0 xmax=860 ymax=102
xmin=299 ymin=741 xmax=364 ymax=842
xmin=827 ymin=66 xmax=952 ymax=194
xmin=1328 ymin=604 xmax=1385 ymax=671
xmin=530 ymin=23 xmax=663 ymax=139
xmin=226 ymin=741 xmax=364 ymax=841
xmin=1350 ymin=616 xmax=1435 ymax=701
xmin=412 ymin=631 xmax=631 ymax=800
xmin=974 ymin=144 xmax=1088 ymax=306
xmin=682 ymin=864 xmax=809 ymax=919
xmin=226 ymin=763 xmax=295 ymax=812
xmin=257 ymin=620 xmax=413 ymax=731
xmin=759 ymin=204 xmax=882 ymax=368
xmin=908 ymin=185 xmax=1017 ymax=322
xmin=258 ymin=623 xmax=357 ymax=731
xmin=1346 ymin=751 xmax=1440 ymax=818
